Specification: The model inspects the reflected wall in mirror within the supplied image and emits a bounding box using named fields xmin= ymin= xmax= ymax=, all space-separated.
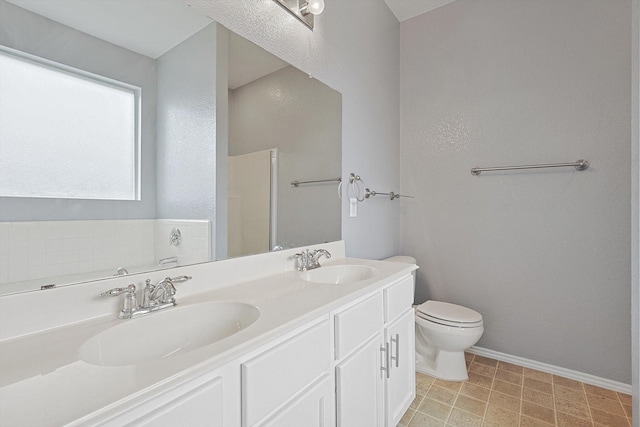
xmin=0 ymin=0 xmax=342 ymax=296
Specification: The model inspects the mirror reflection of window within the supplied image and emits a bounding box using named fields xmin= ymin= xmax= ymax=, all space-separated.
xmin=0 ymin=0 xmax=342 ymax=296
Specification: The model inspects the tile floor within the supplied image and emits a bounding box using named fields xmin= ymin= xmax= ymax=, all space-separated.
xmin=399 ymin=353 xmax=633 ymax=427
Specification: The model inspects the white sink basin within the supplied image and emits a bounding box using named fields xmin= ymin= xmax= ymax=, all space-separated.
xmin=79 ymin=301 xmax=260 ymax=366
xmin=301 ymin=265 xmax=376 ymax=285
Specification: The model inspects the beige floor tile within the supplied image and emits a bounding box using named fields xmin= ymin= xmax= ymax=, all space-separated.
xmin=417 ymin=373 xmax=435 ymax=394
xmin=417 ymin=397 xmax=452 ymax=421
xmin=408 ymin=411 xmax=446 ymax=427
xmin=520 ymin=414 xmax=554 ymax=427
xmin=493 ymin=379 xmax=522 ymax=398
xmin=467 ymin=372 xmax=494 ymax=389
xmin=553 ymin=375 xmax=584 ymax=390
xmin=554 ymin=396 xmax=591 ymax=420
xmin=497 ymin=360 xmax=524 ymax=374
xmin=488 ymin=390 xmax=521 ymax=413
xmin=434 ymin=379 xmax=463 ymax=392
xmin=427 ymin=385 xmax=457 ymax=406
xmin=494 ymin=368 xmax=522 ymax=386
xmin=617 ymin=392 xmax=632 ymax=406
xmin=521 ymin=400 xmax=555 ymax=425
xmin=483 ymin=405 xmax=519 ymax=427
xmin=584 ymin=383 xmax=619 ymax=400
xmin=410 ymin=394 xmax=424 ymax=410
xmin=587 ymin=394 xmax=626 ymax=417
xmin=522 ymin=387 xmax=553 ymax=409
xmin=473 ymin=355 xmax=499 ymax=367
xmin=590 ymin=407 xmax=631 ymax=427
xmin=556 ymin=411 xmax=593 ymax=427
xmin=460 ymin=382 xmax=491 ymax=402
xmin=469 ymin=362 xmax=497 ymax=378
xmin=454 ymin=394 xmax=487 ymax=417
xmin=523 ymin=377 xmax=553 ymax=394
xmin=523 ymin=368 xmax=552 ymax=383
xmin=447 ymin=407 xmax=483 ymax=427
xmin=399 ymin=408 xmax=415 ymax=426
xmin=554 ymin=383 xmax=587 ymax=403
xmin=405 ymin=355 xmax=630 ymax=427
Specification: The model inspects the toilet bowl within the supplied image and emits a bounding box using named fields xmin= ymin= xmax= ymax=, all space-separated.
xmin=383 ymin=255 xmax=484 ymax=382
xmin=415 ymin=300 xmax=483 ymax=381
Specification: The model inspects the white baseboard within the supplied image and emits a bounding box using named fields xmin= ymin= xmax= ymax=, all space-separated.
xmin=468 ymin=346 xmax=632 ymax=395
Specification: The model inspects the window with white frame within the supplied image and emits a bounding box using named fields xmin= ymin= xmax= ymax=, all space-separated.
xmin=0 ymin=46 xmax=140 ymax=200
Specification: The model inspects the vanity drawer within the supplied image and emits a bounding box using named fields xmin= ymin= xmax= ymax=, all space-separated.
xmin=241 ymin=318 xmax=331 ymax=426
xmin=384 ymin=275 xmax=414 ymax=323
xmin=334 ymin=292 xmax=383 ymax=360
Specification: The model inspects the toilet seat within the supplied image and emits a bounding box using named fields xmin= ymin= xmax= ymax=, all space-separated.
xmin=416 ymin=301 xmax=483 ymax=328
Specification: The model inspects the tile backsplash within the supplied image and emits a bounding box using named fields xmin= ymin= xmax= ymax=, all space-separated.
xmin=0 ymin=219 xmax=210 ymax=290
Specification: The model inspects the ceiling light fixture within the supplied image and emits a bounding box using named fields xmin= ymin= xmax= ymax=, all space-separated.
xmin=273 ymin=0 xmax=325 ymax=30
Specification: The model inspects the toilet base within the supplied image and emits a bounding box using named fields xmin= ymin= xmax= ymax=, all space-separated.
xmin=415 ymin=349 xmax=469 ymax=382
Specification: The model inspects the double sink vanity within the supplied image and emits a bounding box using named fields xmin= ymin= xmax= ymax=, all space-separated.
xmin=0 ymin=241 xmax=417 ymax=426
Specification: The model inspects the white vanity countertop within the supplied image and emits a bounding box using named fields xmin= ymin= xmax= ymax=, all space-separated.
xmin=0 ymin=256 xmax=416 ymax=426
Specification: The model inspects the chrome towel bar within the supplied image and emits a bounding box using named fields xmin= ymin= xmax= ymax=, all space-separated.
xmin=471 ymin=159 xmax=590 ymax=176
xmin=364 ymin=188 xmax=414 ymax=201
xmin=291 ymin=177 xmax=341 ymax=187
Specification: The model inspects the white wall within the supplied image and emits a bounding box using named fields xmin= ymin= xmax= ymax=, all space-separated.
xmin=400 ymin=0 xmax=632 ymax=384
xmin=156 ymin=23 xmax=218 ymax=257
xmin=227 ymin=150 xmax=272 ymax=256
xmin=186 ymin=0 xmax=401 ymax=260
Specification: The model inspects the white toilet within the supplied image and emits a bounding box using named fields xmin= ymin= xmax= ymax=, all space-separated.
xmin=415 ymin=300 xmax=484 ymax=381
xmin=384 ymin=256 xmax=484 ymax=382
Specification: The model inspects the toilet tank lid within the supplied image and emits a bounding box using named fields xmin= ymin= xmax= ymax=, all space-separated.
xmin=384 ymin=256 xmax=417 ymax=264
xmin=417 ymin=300 xmax=483 ymax=323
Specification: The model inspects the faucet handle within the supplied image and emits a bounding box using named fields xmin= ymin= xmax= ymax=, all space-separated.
xmin=100 ymin=284 xmax=136 ymax=297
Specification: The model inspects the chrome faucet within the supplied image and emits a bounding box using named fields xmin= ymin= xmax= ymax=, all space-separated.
xmin=113 ymin=267 xmax=129 ymax=276
xmin=101 ymin=275 xmax=192 ymax=319
xmin=100 ymin=284 xmax=138 ymax=319
xmin=294 ymin=248 xmax=331 ymax=271
xmin=142 ymin=276 xmax=191 ymax=307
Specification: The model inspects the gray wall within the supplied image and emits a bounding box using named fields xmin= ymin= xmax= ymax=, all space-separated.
xmin=229 ymin=65 xmax=342 ymax=249
xmin=399 ymin=0 xmax=632 ymax=383
xmin=186 ymin=0 xmax=401 ymax=260
xmin=632 ymin=0 xmax=639 ymax=420
xmin=155 ymin=23 xmax=217 ymax=256
xmin=0 ymin=0 xmax=157 ymax=221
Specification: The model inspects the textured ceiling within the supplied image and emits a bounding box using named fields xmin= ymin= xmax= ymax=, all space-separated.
xmin=5 ymin=0 xmax=211 ymax=58
xmin=383 ymin=0 xmax=457 ymax=22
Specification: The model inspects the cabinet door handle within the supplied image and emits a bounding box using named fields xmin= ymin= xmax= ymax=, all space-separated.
xmin=390 ymin=334 xmax=400 ymax=368
xmin=380 ymin=343 xmax=390 ymax=379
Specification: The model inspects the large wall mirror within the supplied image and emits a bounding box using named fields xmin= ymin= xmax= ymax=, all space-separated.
xmin=0 ymin=0 xmax=342 ymax=296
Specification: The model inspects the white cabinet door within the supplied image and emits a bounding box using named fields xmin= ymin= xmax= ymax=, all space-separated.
xmin=335 ymin=332 xmax=385 ymax=427
xmin=259 ymin=375 xmax=334 ymax=427
xmin=242 ymin=318 xmax=331 ymax=426
xmin=384 ymin=308 xmax=415 ymax=427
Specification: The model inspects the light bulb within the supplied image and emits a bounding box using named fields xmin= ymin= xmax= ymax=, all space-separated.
xmin=306 ymin=0 xmax=325 ymax=15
